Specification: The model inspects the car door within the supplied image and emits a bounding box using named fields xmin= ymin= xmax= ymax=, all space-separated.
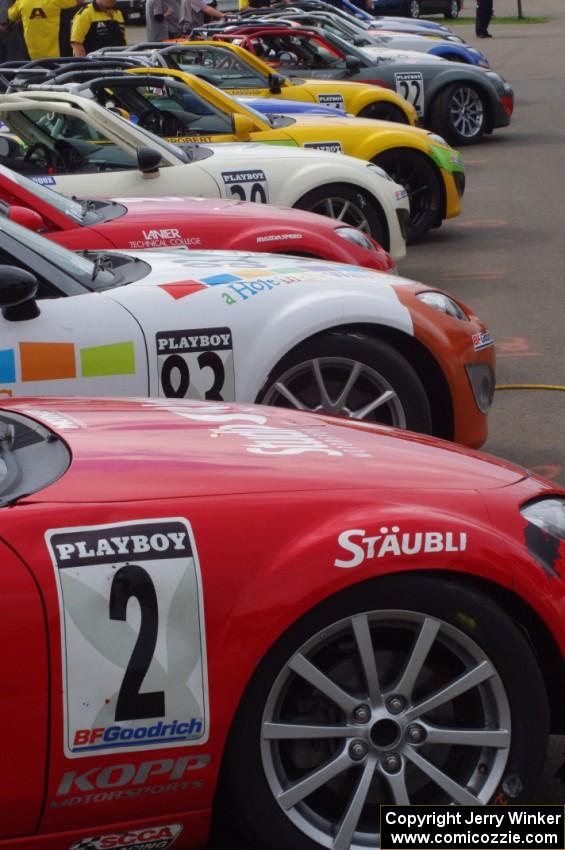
xmin=0 ymin=291 xmax=148 ymax=400
xmin=0 ymin=540 xmax=48 ymax=837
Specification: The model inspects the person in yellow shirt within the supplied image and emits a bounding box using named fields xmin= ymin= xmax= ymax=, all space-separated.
xmin=70 ymin=0 xmax=125 ymax=55
xmin=8 ymin=0 xmax=81 ymax=59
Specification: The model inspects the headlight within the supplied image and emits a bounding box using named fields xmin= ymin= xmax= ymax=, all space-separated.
xmin=416 ymin=291 xmax=469 ymax=320
xmin=521 ymin=498 xmax=565 ymax=541
xmin=366 ymin=163 xmax=393 ymax=181
xmin=335 ymin=226 xmax=375 ymax=252
xmin=427 ymin=133 xmax=449 ymax=147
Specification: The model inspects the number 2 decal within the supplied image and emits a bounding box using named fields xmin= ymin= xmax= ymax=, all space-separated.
xmin=394 ymin=72 xmax=425 ymax=117
xmin=46 ymin=518 xmax=208 ymax=758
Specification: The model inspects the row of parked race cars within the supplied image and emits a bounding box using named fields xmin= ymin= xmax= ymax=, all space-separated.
xmin=0 ymin=6 xmax=564 ymax=850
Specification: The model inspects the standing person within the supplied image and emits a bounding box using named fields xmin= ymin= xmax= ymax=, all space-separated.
xmin=178 ymin=0 xmax=223 ymax=32
xmin=146 ymin=0 xmax=180 ymax=40
xmin=8 ymin=0 xmax=81 ymax=59
xmin=475 ymin=0 xmax=493 ymax=38
xmin=70 ymin=0 xmax=125 ymax=54
xmin=0 ymin=0 xmax=28 ymax=60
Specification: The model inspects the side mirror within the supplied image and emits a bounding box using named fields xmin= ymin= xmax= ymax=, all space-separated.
xmin=345 ymin=55 xmax=362 ymax=73
xmin=268 ymin=72 xmax=285 ymax=94
xmin=353 ymin=37 xmax=370 ymax=47
xmin=136 ymin=146 xmax=162 ymax=177
xmin=0 ymin=266 xmax=40 ymax=321
xmin=232 ymin=113 xmax=255 ymax=141
xmin=8 ymin=205 xmax=45 ymax=233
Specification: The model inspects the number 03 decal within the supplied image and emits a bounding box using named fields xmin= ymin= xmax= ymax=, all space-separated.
xmin=46 ymin=518 xmax=209 ymax=759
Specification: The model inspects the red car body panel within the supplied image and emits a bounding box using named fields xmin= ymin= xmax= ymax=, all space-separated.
xmin=0 ymin=397 xmax=563 ymax=848
xmin=0 ymin=172 xmax=396 ymax=272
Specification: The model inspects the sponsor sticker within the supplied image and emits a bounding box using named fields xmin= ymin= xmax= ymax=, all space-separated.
xmin=128 ymin=229 xmax=202 ymax=250
xmin=221 ymin=169 xmax=269 ymax=203
xmin=334 ymin=526 xmax=468 ymax=568
xmin=304 ymin=140 xmax=343 ymax=154
xmin=32 ymin=175 xmax=56 ymax=185
xmin=472 ymin=330 xmax=494 ymax=351
xmin=156 ymin=327 xmax=235 ymax=401
xmin=69 ymin=824 xmax=182 ymax=850
xmin=46 ymin=518 xmax=208 ymax=758
xmin=315 ymin=93 xmax=345 ymax=109
xmin=394 ymin=71 xmax=425 ymax=116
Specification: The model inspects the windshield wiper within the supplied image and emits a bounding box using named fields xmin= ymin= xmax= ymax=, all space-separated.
xmin=90 ymin=253 xmax=114 ymax=281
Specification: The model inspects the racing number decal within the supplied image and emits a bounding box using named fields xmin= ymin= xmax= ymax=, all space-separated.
xmin=46 ymin=518 xmax=208 ymax=758
xmin=157 ymin=327 xmax=235 ymax=401
xmin=394 ymin=72 xmax=424 ymax=117
xmin=315 ymin=93 xmax=345 ymax=109
xmin=221 ymin=169 xmax=269 ymax=203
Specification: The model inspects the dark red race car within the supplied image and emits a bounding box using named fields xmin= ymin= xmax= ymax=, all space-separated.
xmin=0 ymin=163 xmax=395 ymax=271
xmin=0 ymin=395 xmax=564 ymax=850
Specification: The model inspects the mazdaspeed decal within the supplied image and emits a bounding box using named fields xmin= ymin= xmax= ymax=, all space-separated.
xmin=69 ymin=824 xmax=182 ymax=850
xmin=46 ymin=518 xmax=208 ymax=758
xmin=157 ymin=327 xmax=234 ymax=401
xmin=334 ymin=526 xmax=468 ymax=568
xmin=221 ymin=169 xmax=269 ymax=203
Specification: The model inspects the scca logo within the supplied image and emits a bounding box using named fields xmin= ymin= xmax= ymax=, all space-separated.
xmin=29 ymin=7 xmax=47 ymax=17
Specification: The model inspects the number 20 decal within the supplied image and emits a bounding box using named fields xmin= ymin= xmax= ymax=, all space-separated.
xmin=221 ymin=168 xmax=270 ymax=204
xmin=46 ymin=518 xmax=209 ymax=758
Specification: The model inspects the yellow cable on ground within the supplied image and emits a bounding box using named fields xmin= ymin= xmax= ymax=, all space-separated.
xmin=495 ymin=384 xmax=565 ymax=391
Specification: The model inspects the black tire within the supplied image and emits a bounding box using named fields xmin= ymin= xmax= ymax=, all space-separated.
xmin=445 ymin=0 xmax=460 ymax=17
xmin=371 ymin=149 xmax=442 ymax=244
xmin=429 ymin=83 xmax=487 ymax=146
xmin=358 ymin=102 xmax=410 ymax=124
xmin=409 ymin=0 xmax=421 ymax=17
xmin=294 ymin=183 xmax=387 ymax=247
xmin=257 ymin=333 xmax=433 ymax=434
xmin=219 ymin=575 xmax=549 ymax=850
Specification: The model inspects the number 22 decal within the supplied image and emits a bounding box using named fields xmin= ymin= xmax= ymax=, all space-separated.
xmin=46 ymin=518 xmax=208 ymax=758
xmin=394 ymin=72 xmax=425 ymax=116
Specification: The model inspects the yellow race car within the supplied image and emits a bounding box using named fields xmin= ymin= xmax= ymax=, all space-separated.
xmin=138 ymin=39 xmax=418 ymax=125
xmin=53 ymin=66 xmax=463 ymax=242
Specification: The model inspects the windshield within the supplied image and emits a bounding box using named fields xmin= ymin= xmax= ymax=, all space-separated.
xmin=88 ymin=79 xmax=234 ymax=139
xmin=0 ymin=163 xmax=85 ymax=221
xmin=0 ymin=410 xmax=70 ymax=506
xmin=1 ymin=214 xmax=114 ymax=288
xmin=168 ymin=46 xmax=269 ymax=89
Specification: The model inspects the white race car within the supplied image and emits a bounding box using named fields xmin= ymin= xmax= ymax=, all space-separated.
xmin=0 ymin=215 xmax=495 ymax=447
xmin=0 ymin=91 xmax=409 ymax=259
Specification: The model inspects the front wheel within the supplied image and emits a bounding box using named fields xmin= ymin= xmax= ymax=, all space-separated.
xmin=295 ymin=183 xmax=387 ymax=247
xmin=220 ymin=575 xmax=549 ymax=850
xmin=371 ymin=150 xmax=443 ymax=244
xmin=258 ymin=333 xmax=432 ymax=434
xmin=358 ymin=102 xmax=410 ymax=124
xmin=445 ymin=0 xmax=460 ymax=17
xmin=429 ymin=83 xmax=487 ymax=146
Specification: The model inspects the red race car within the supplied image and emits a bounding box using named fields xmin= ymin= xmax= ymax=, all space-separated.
xmin=0 ymin=164 xmax=396 ymax=272
xmin=1 ymin=396 xmax=563 ymax=850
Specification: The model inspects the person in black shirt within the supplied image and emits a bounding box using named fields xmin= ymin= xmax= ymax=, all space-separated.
xmin=70 ymin=0 xmax=125 ymax=55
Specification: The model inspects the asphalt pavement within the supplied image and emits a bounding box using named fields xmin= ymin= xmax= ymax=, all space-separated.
xmin=127 ymin=0 xmax=565 ymax=805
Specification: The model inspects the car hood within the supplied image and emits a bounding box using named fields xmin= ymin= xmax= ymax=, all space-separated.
xmin=107 ymin=249 xmax=398 ymax=288
xmin=359 ymin=45 xmax=449 ymax=64
xmin=11 ymin=399 xmax=529 ymax=504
